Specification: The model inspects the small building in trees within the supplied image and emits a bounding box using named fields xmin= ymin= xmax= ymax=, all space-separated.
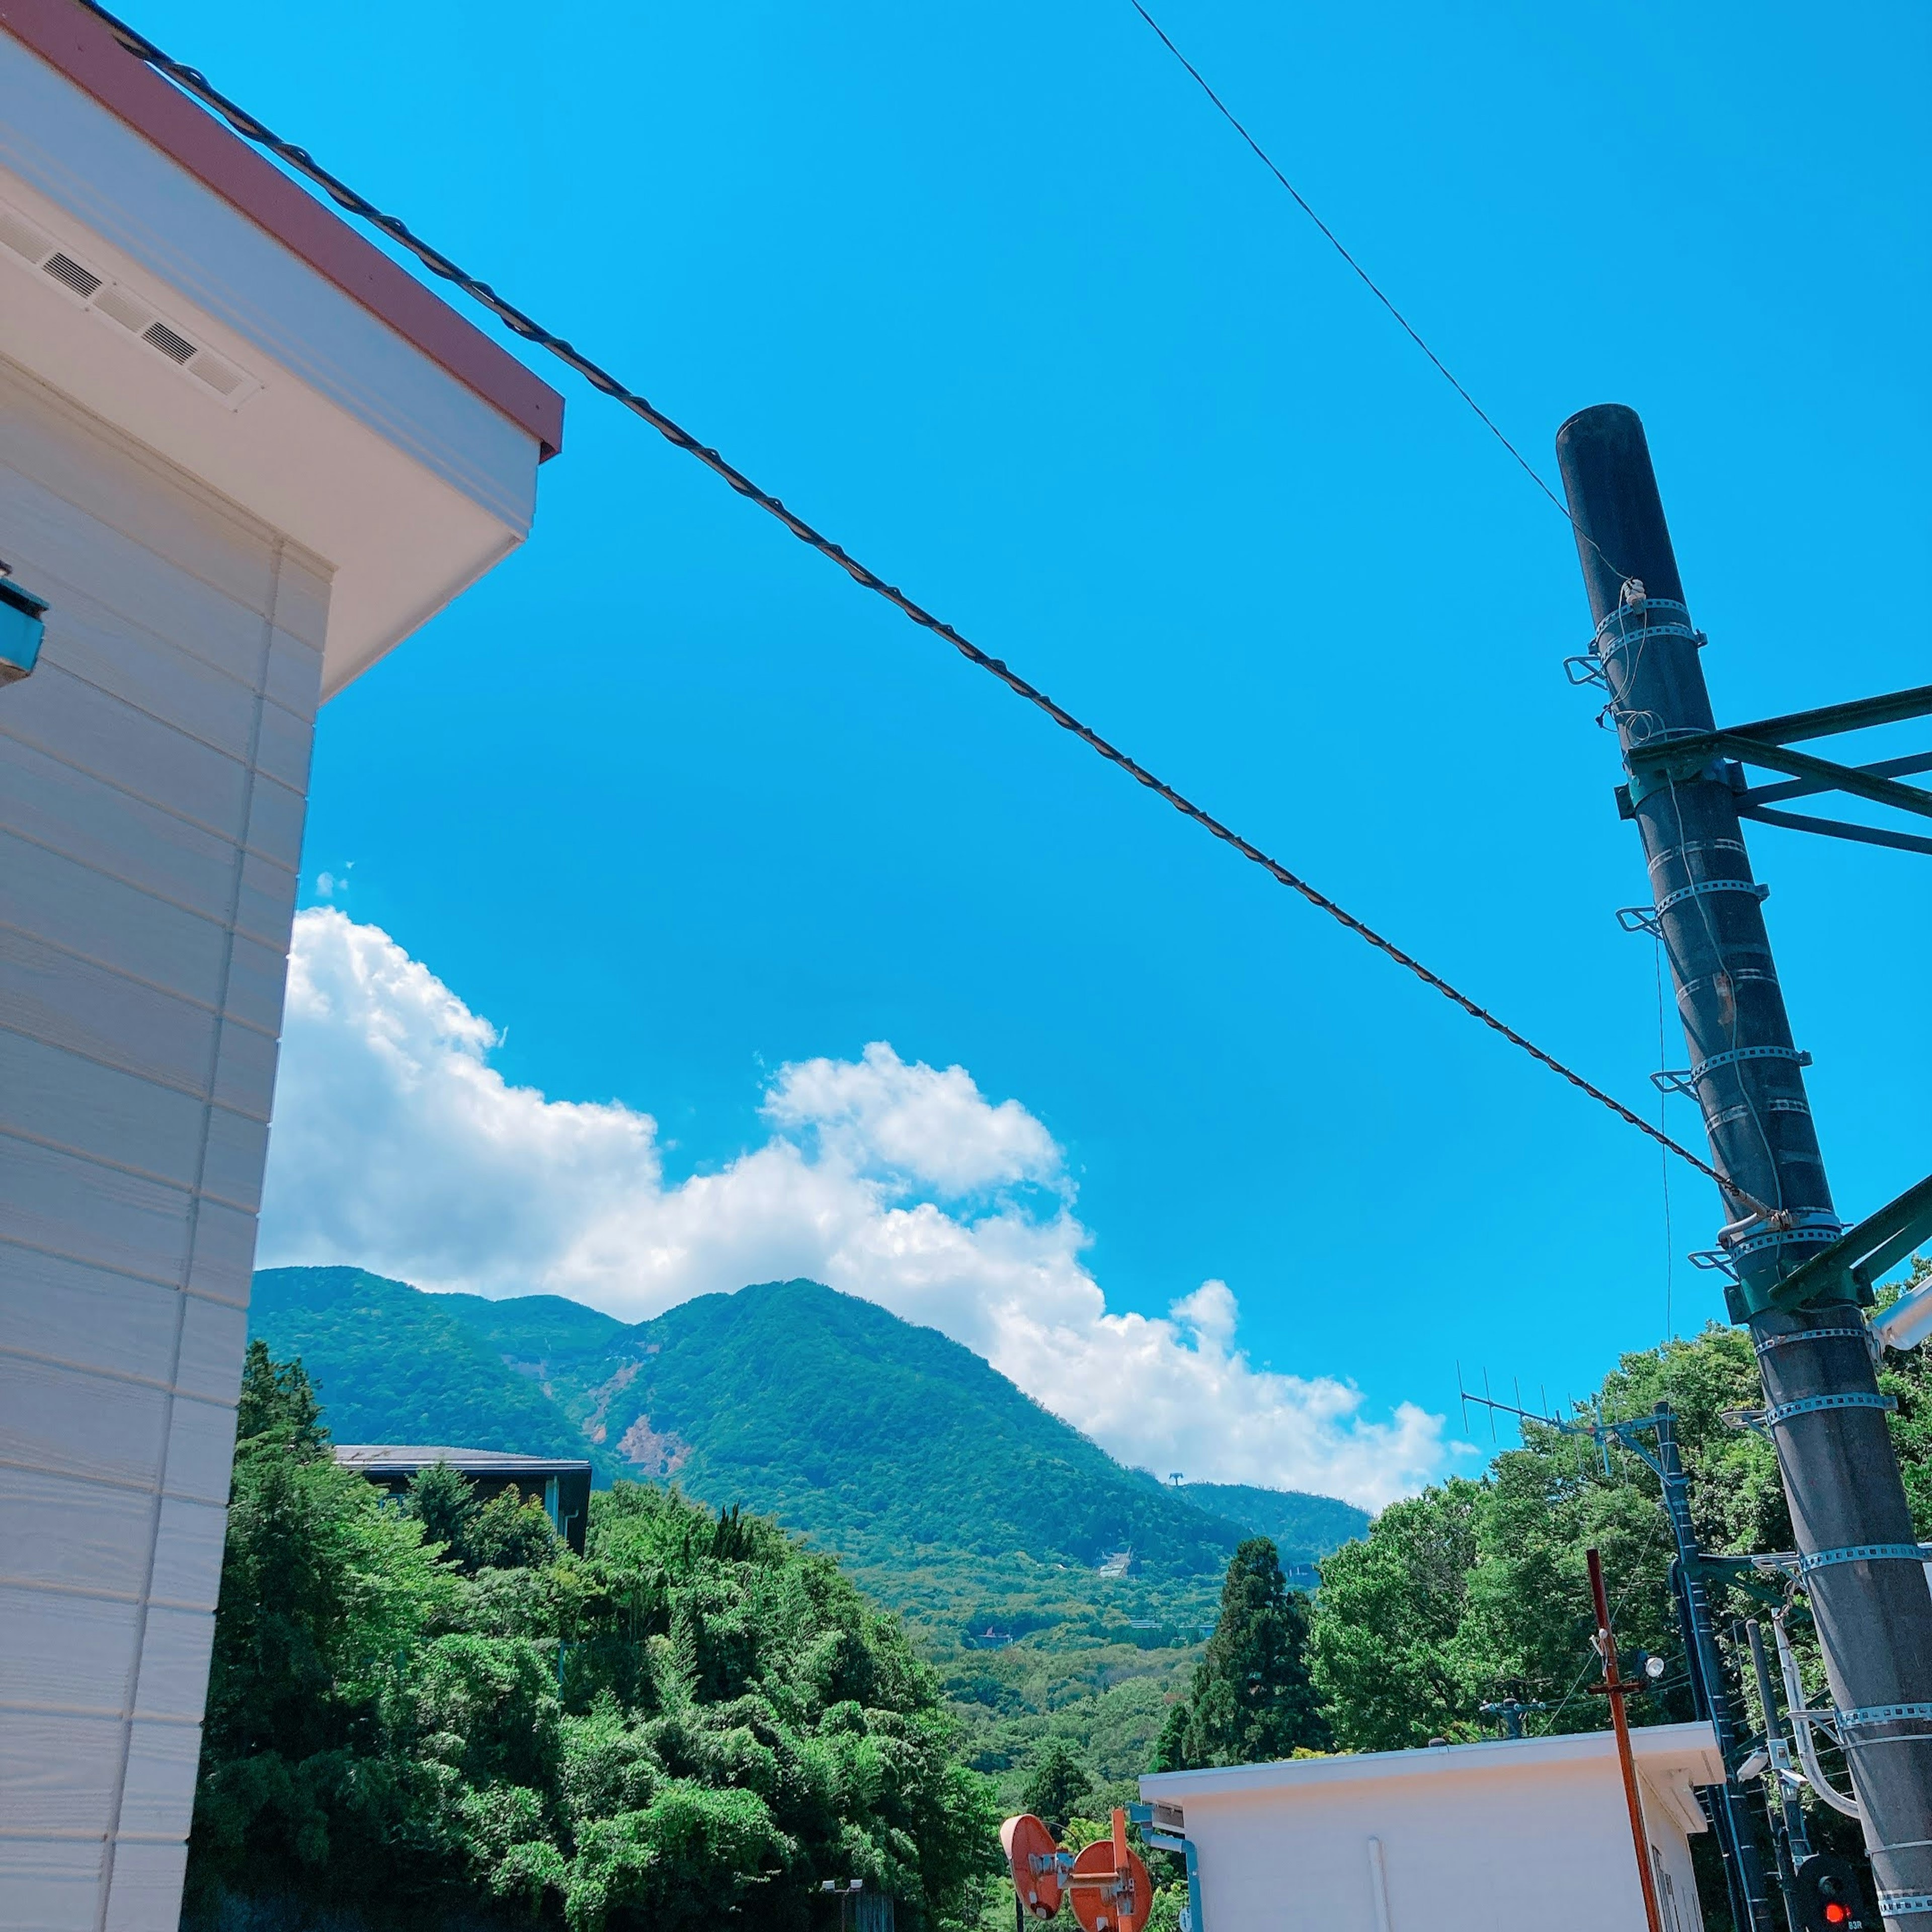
xmin=1141 ymin=1720 xmax=1723 ymax=1932
xmin=334 ymin=1445 xmax=593 ymax=1555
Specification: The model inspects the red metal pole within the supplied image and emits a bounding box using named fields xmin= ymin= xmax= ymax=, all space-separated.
xmin=1589 ymin=1547 xmax=1666 ymax=1932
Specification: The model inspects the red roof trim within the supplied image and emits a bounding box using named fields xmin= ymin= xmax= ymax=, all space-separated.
xmin=0 ymin=0 xmax=564 ymax=458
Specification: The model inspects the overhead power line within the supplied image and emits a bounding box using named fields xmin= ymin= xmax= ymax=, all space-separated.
xmin=1123 ymin=0 xmax=1620 ymax=575
xmin=73 ymin=0 xmax=1763 ymax=1217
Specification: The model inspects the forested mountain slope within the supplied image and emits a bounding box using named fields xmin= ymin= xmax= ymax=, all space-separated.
xmin=250 ymin=1266 xmax=1369 ymax=1796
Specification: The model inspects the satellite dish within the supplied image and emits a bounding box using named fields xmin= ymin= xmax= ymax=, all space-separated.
xmin=1067 ymin=1811 xmax=1152 ymax=1932
xmin=1000 ymin=1813 xmax=1064 ymax=1921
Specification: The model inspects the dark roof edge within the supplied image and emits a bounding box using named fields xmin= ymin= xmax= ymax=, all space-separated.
xmin=0 ymin=0 xmax=564 ymax=458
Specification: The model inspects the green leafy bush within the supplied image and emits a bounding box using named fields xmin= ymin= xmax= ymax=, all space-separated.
xmin=188 ymin=1352 xmax=999 ymax=1931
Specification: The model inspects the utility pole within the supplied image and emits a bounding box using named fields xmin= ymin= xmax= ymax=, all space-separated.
xmin=1556 ymin=405 xmax=1932 ymax=1928
xmin=1589 ymin=1547 xmax=1667 ymax=1932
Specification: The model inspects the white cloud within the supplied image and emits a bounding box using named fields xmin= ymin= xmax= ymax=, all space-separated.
xmin=259 ymin=910 xmax=1450 ymax=1508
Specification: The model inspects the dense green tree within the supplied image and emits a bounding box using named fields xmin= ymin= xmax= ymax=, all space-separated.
xmin=1308 ymin=1302 xmax=1932 ymax=1852
xmin=190 ymin=1350 xmax=1000 ymax=1931
xmin=465 ymin=1486 xmax=563 ymax=1572
xmin=404 ymin=1459 xmax=479 ymax=1560
xmin=235 ymin=1338 xmax=328 ymax=1458
xmin=1150 ymin=1537 xmax=1327 ymax=1769
xmin=1018 ymin=1738 xmax=1094 ymax=1836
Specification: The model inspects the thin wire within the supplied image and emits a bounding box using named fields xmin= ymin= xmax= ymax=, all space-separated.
xmin=73 ymin=0 xmax=1763 ymax=1217
xmin=1655 ymin=936 xmax=1674 ymax=1341
xmin=1122 ymin=0 xmax=1624 ymax=581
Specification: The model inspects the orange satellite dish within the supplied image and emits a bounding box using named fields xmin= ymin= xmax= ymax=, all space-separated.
xmin=1001 ymin=1812 xmax=1064 ymax=1921
xmin=1067 ymin=1811 xmax=1151 ymax=1932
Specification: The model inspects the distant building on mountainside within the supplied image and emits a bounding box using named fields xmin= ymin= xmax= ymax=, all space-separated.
xmin=0 ymin=2 xmax=562 ymax=1922
xmin=1142 ymin=1720 xmax=1724 ymax=1931
xmin=335 ymin=1445 xmax=593 ymax=1555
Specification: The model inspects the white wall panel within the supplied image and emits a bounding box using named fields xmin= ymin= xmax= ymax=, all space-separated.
xmin=39 ymin=599 xmax=262 ymax=760
xmin=209 ymin=1016 xmax=277 ymax=1123
xmin=242 ymin=772 xmax=305 ymax=871
xmin=224 ymin=931 xmax=293 ymax=1034
xmin=0 ymin=1247 xmax=178 ymax=1384
xmin=0 ymin=1355 xmax=172 ymax=1489
xmin=0 ymin=665 xmax=250 ymax=841
xmin=0 ymin=730 xmax=236 ymax=918
xmin=116 ymin=1718 xmax=202 ymax=1838
xmin=0 ymin=1707 xmax=124 ymax=1833
xmin=103 ymin=1841 xmax=191 ymax=1932
xmin=0 ymin=1836 xmax=104 ymax=1932
xmin=234 ymin=850 xmax=297 ymax=954
xmin=174 ymin=1294 xmax=247 ymax=1403
xmin=163 ymin=1397 xmax=238 ymax=1506
xmin=0 ymin=1135 xmax=190 ymax=1284
xmin=199 ymin=1105 xmax=271 ymax=1214
xmin=131 ymin=1606 xmax=215 ymax=1722
xmin=0 ymin=1584 xmax=139 ymax=1713
xmin=265 ymin=628 xmax=325 ymax=715
xmin=184 ymin=1197 xmax=260 ymax=1306
xmin=0 ymin=927 xmax=216 ymax=1095
xmin=0 ymin=1469 xmax=154 ymax=1596
xmin=146 ymin=1499 xmax=227 ymax=1613
xmin=0 ymin=462 xmax=277 ymax=686
xmin=0 ymin=217 xmax=355 ymax=1932
xmin=0 ymin=1029 xmax=206 ymax=1186
xmin=0 ymin=378 xmax=281 ymax=615
xmin=254 ymin=694 xmax=314 ymax=793
xmin=0 ymin=828 xmax=228 ymax=1003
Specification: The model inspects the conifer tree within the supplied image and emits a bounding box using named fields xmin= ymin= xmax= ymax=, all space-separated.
xmin=1154 ymin=1536 xmax=1328 ymax=1769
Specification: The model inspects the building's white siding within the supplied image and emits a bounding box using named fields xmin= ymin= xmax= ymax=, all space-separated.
xmin=1143 ymin=1724 xmax=1722 ymax=1932
xmin=0 ymin=349 xmax=329 ymax=1931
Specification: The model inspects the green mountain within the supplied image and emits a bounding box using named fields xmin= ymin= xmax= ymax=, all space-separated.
xmin=249 ymin=1265 xmax=1369 ymax=1796
xmin=1178 ymin=1481 xmax=1370 ymax=1566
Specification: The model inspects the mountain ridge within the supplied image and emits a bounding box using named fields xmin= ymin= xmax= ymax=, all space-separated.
xmin=249 ymin=1266 xmax=1366 ymax=1606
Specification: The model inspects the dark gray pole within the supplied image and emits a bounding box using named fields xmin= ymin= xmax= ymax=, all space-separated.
xmin=1556 ymin=404 xmax=1932 ymax=1929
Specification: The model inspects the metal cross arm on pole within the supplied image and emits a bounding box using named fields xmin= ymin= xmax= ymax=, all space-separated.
xmin=1766 ymin=1171 xmax=1932 ymax=1318
xmin=1725 ymin=684 xmax=1932 ymax=749
xmin=1626 ymin=734 xmax=1932 ymax=821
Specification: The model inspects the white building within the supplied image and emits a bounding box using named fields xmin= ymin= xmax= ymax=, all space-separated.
xmin=1141 ymin=1721 xmax=1726 ymax=1932
xmin=0 ymin=1 xmax=562 ymax=1925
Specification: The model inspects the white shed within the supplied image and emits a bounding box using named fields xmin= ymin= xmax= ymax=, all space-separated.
xmin=1140 ymin=1721 xmax=1726 ymax=1932
xmin=0 ymin=2 xmax=562 ymax=1926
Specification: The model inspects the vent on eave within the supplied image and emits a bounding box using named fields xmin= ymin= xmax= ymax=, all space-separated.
xmin=0 ymin=195 xmax=260 ymax=411
xmin=141 ymin=320 xmax=197 ymax=366
xmin=42 ymin=251 xmax=102 ymax=299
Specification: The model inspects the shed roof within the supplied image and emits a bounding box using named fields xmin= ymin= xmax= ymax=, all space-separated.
xmin=1143 ymin=1720 xmax=1725 ymax=1837
xmin=0 ymin=0 xmax=562 ymax=457
xmin=334 ymin=1445 xmax=592 ymax=1479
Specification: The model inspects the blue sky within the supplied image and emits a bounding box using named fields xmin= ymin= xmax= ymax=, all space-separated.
xmin=159 ymin=0 xmax=1930 ymax=1484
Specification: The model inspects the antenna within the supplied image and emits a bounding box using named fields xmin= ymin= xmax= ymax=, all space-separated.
xmin=1455 ymin=1373 xmax=1573 ymax=1436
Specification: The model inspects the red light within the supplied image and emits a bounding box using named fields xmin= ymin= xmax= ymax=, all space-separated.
xmin=1824 ymin=1905 xmax=1851 ymax=1926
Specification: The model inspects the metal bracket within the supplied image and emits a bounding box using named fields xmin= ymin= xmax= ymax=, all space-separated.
xmin=1762 ymin=1392 xmax=1896 ymax=1427
xmin=1690 ymin=1249 xmax=1740 ymax=1279
xmin=1796 ymin=1543 xmax=1927 ymax=1578
xmin=1691 ymin=1043 xmax=1812 ymax=1082
xmin=1652 ymin=1069 xmax=1697 ymax=1100
xmin=1758 ymin=1169 xmax=1932 ymax=1318
xmin=1564 ymin=654 xmax=1610 ymax=691
xmin=1620 ymin=878 xmax=1769 ymax=934
xmin=1752 ymin=1327 xmax=1868 ymax=1356
xmin=1875 ymin=1892 xmax=1932 ymax=1917
xmin=1835 ymin=1702 xmax=1932 ymax=1729
xmin=1657 ymin=877 xmax=1770 ymax=916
